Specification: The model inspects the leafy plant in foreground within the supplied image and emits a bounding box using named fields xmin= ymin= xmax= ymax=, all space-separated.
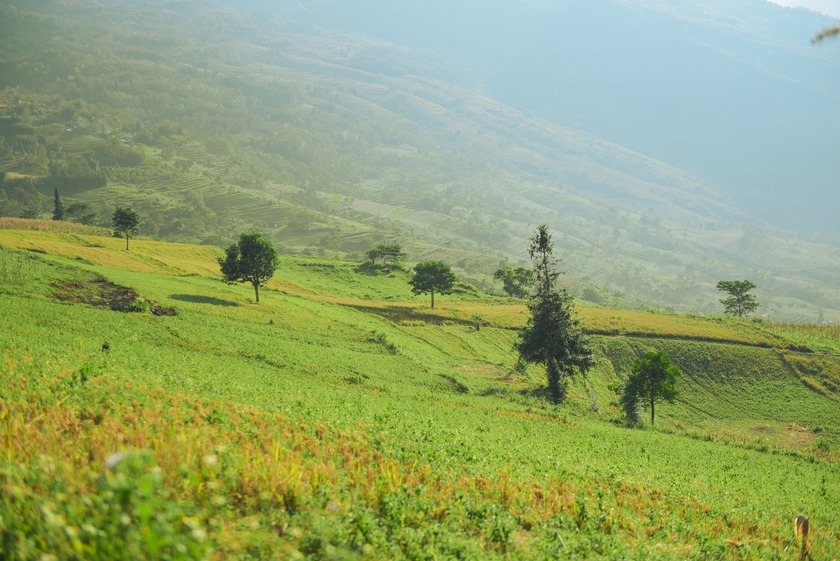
xmin=0 ymin=451 xmax=208 ymax=561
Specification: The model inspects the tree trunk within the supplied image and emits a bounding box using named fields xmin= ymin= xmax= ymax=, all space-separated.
xmin=431 ymin=289 xmax=435 ymax=309
xmin=254 ymin=282 xmax=260 ymax=303
xmin=650 ymin=395 xmax=655 ymax=425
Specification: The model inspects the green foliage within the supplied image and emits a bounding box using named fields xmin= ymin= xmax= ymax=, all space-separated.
xmin=52 ymin=188 xmax=64 ymax=221
xmin=218 ymin=232 xmax=278 ymax=303
xmin=493 ymin=265 xmax=534 ymax=299
xmin=48 ymin=156 xmax=108 ymax=191
xmin=65 ymin=202 xmax=97 ymax=225
xmin=408 ymin=260 xmax=456 ymax=309
xmin=0 ymin=248 xmax=40 ymax=287
xmin=717 ymin=280 xmax=759 ymax=317
xmin=112 ymin=207 xmax=141 ymax=250
xmin=518 ymin=225 xmax=593 ymax=402
xmin=619 ymin=349 xmax=680 ymax=426
xmin=0 ymin=176 xmax=45 ymax=218
xmin=92 ymin=140 xmax=145 ymax=167
xmin=365 ymin=242 xmax=406 ymax=269
xmin=1 ymin=451 xmax=209 ymax=561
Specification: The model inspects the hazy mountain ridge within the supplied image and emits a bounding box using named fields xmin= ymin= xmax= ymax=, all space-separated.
xmin=0 ymin=0 xmax=838 ymax=320
xmin=276 ymin=0 xmax=840 ymax=234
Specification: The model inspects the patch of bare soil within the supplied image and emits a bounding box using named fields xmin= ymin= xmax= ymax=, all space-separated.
xmin=52 ymin=278 xmax=175 ymax=315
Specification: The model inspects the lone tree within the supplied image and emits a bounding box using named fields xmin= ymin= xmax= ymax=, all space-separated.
xmin=517 ymin=225 xmax=593 ymax=403
xmin=219 ymin=232 xmax=279 ymax=303
xmin=717 ymin=280 xmax=759 ymax=317
xmin=619 ymin=349 xmax=680 ymax=426
xmin=365 ymin=242 xmax=406 ymax=269
xmin=112 ymin=207 xmax=141 ymax=250
xmin=493 ymin=265 xmax=535 ymax=299
xmin=52 ymin=189 xmax=65 ymax=221
xmin=409 ymin=260 xmax=456 ymax=309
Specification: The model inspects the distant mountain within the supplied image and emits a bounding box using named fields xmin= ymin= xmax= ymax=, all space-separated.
xmin=0 ymin=0 xmax=838 ymax=321
xmin=272 ymin=0 xmax=840 ymax=235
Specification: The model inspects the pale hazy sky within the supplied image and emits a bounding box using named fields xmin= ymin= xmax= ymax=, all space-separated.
xmin=768 ymin=0 xmax=840 ymax=19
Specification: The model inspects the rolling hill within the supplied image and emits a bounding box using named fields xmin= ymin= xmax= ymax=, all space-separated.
xmin=1 ymin=221 xmax=838 ymax=559
xmin=0 ymin=0 xmax=838 ymax=322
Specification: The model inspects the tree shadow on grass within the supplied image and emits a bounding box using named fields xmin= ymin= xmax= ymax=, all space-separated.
xmin=170 ymin=294 xmax=240 ymax=307
xmin=354 ymin=262 xmax=404 ymax=276
xmin=344 ymin=303 xmax=471 ymax=326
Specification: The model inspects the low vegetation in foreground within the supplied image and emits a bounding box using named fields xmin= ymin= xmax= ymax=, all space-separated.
xmin=1 ymin=227 xmax=838 ymax=560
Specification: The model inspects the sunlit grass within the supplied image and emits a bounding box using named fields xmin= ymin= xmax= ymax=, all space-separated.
xmin=2 ymin=229 xmax=839 ymax=559
xmin=767 ymin=321 xmax=840 ymax=354
xmin=581 ymin=307 xmax=789 ymax=348
xmin=0 ymin=229 xmax=223 ymax=276
xmin=0 ymin=217 xmax=111 ymax=236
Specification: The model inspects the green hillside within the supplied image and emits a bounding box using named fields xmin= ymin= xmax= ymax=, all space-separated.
xmin=0 ymin=0 xmax=838 ymax=321
xmin=2 ymin=227 xmax=838 ymax=560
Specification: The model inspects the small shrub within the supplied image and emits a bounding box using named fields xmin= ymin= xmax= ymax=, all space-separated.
xmin=368 ymin=331 xmax=397 ymax=354
xmin=123 ymin=299 xmax=150 ymax=313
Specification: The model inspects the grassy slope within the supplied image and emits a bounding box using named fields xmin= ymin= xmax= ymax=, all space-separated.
xmin=1 ymin=228 xmax=839 ymax=560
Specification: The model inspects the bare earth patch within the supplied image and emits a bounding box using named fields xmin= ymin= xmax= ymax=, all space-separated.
xmin=52 ymin=278 xmax=176 ymax=315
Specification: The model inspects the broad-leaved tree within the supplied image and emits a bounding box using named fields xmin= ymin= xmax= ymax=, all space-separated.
xmin=112 ymin=207 xmax=140 ymax=250
xmin=409 ymin=260 xmax=455 ymax=309
xmin=717 ymin=280 xmax=759 ymax=317
xmin=219 ymin=232 xmax=279 ymax=303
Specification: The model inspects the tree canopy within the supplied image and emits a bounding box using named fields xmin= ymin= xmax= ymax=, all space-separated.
xmin=717 ymin=280 xmax=759 ymax=317
xmin=517 ymin=225 xmax=593 ymax=403
xmin=365 ymin=242 xmax=406 ymax=269
xmin=219 ymin=232 xmax=279 ymax=303
xmin=409 ymin=261 xmax=456 ymax=309
xmin=112 ymin=207 xmax=141 ymax=250
xmin=619 ymin=349 xmax=680 ymax=426
xmin=493 ymin=265 xmax=534 ymax=299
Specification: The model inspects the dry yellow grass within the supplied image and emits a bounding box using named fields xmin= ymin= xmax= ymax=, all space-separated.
xmin=0 ymin=228 xmax=222 ymax=276
xmin=0 ymin=217 xmax=110 ymax=236
xmin=580 ymin=307 xmax=784 ymax=347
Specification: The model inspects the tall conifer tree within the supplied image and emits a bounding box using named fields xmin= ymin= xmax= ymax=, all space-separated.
xmin=517 ymin=225 xmax=593 ymax=403
xmin=52 ymin=189 xmax=65 ymax=221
